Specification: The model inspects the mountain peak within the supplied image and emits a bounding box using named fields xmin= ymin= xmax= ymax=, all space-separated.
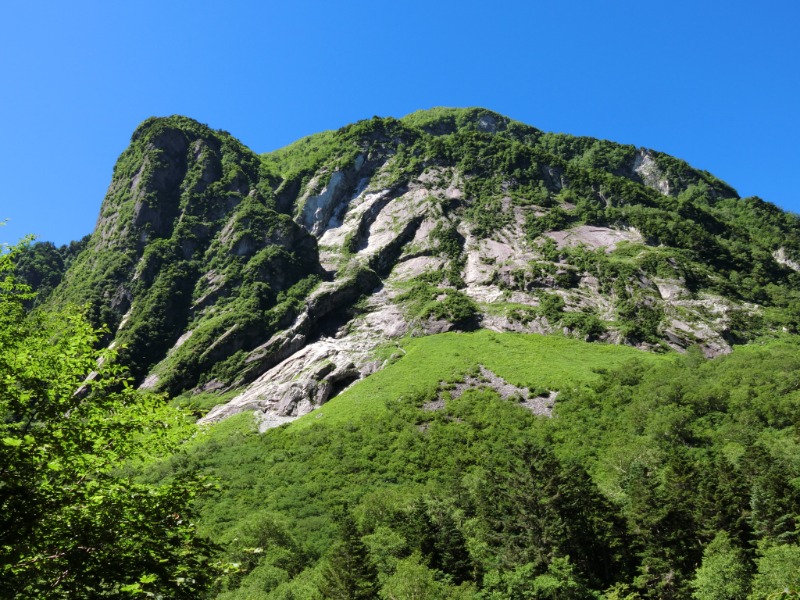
xmin=130 ymin=114 xmax=214 ymax=142
xmin=401 ymin=107 xmax=511 ymax=135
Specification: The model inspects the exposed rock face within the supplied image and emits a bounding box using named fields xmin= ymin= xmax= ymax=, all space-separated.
xmin=54 ymin=116 xmax=324 ymax=390
xmin=633 ymin=149 xmax=671 ymax=196
xmin=201 ymin=156 xmax=743 ymax=427
xmin=774 ymin=247 xmax=800 ymax=272
xmin=426 ymin=365 xmax=557 ymax=417
xmin=45 ymin=108 xmax=799 ymax=429
xmin=544 ymin=225 xmax=642 ymax=251
xmin=299 ymin=155 xmax=369 ymax=235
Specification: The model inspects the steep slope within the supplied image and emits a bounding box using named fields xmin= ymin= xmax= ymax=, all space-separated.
xmin=51 ymin=116 xmax=323 ymax=393
xmin=44 ymin=108 xmax=800 ymax=427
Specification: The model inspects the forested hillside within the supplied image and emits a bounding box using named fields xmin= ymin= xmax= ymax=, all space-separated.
xmin=5 ymin=108 xmax=800 ymax=598
xmin=160 ymin=334 xmax=800 ymax=599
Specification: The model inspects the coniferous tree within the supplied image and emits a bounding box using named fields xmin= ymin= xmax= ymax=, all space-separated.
xmin=690 ymin=532 xmax=751 ymax=600
xmin=431 ymin=507 xmax=473 ymax=584
xmin=319 ymin=512 xmax=379 ymax=600
xmin=401 ymin=497 xmax=437 ymax=562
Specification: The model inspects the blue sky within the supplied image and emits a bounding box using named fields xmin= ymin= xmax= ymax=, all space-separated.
xmin=2 ymin=0 xmax=798 ymax=246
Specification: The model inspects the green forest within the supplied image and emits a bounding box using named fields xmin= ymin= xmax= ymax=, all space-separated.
xmin=4 ymin=255 xmax=800 ymax=597
xmin=3 ymin=108 xmax=800 ymax=598
xmin=149 ymin=333 xmax=800 ymax=599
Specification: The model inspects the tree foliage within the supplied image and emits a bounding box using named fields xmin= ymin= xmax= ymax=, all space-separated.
xmin=318 ymin=512 xmax=379 ymax=600
xmin=0 ymin=242 xmax=217 ymax=598
xmin=690 ymin=532 xmax=751 ymax=600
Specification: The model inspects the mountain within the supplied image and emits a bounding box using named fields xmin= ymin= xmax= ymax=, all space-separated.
xmin=25 ymin=107 xmax=800 ymax=428
xmin=12 ymin=108 xmax=800 ymax=597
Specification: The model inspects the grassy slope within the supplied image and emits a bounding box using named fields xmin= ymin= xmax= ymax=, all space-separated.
xmin=165 ymin=332 xmax=666 ymax=552
xmin=296 ymin=330 xmax=664 ymax=429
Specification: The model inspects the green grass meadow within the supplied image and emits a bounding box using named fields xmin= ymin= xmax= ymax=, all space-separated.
xmin=293 ymin=330 xmax=663 ymax=429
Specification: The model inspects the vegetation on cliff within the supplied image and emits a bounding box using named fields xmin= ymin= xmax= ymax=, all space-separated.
xmin=17 ymin=108 xmax=800 ymax=397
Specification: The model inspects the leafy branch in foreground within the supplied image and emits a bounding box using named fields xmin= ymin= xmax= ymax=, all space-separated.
xmin=0 ymin=241 xmax=218 ymax=598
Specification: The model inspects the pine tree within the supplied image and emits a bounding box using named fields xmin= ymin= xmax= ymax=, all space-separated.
xmin=690 ymin=531 xmax=751 ymax=600
xmin=430 ymin=507 xmax=472 ymax=584
xmin=319 ymin=512 xmax=379 ymax=599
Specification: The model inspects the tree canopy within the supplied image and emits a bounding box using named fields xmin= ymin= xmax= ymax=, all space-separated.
xmin=0 ymin=240 xmax=217 ymax=598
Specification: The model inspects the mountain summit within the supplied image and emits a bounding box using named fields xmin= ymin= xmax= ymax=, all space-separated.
xmin=29 ymin=107 xmax=800 ymax=427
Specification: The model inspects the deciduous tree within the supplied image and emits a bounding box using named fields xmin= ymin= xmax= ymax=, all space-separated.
xmin=0 ymin=241 xmax=217 ymax=598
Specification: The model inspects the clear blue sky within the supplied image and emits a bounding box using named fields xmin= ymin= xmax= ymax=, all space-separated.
xmin=2 ymin=0 xmax=798 ymax=246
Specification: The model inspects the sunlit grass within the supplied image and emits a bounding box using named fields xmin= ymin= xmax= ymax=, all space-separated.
xmin=291 ymin=330 xmax=665 ymax=429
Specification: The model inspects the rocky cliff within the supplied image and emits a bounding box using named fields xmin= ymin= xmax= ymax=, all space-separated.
xmin=36 ymin=108 xmax=800 ymax=427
